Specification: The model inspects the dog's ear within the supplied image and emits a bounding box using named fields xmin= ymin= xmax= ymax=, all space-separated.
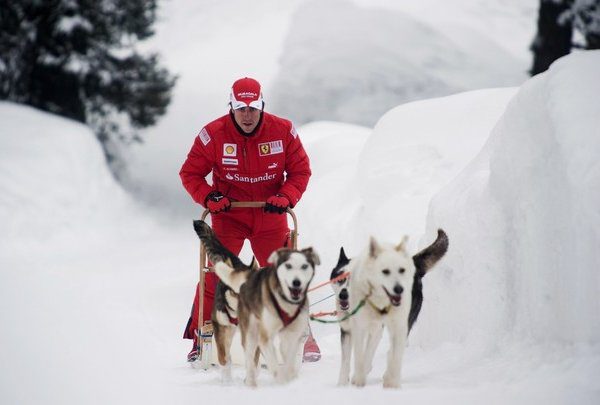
xmin=413 ymin=229 xmax=449 ymax=277
xmin=249 ymin=256 xmax=259 ymax=271
xmin=395 ymin=235 xmax=409 ymax=252
xmin=337 ymin=247 xmax=350 ymax=266
xmin=301 ymin=247 xmax=320 ymax=266
xmin=369 ymin=236 xmax=382 ymax=258
xmin=267 ymin=250 xmax=279 ymax=265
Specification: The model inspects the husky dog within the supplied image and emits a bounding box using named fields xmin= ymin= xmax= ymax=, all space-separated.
xmin=215 ymin=247 xmax=319 ymax=387
xmin=348 ymin=229 xmax=448 ymax=388
xmin=330 ymin=247 xmax=356 ymax=386
xmin=192 ymin=220 xmax=258 ymax=381
xmin=331 ymin=247 xmax=386 ymax=386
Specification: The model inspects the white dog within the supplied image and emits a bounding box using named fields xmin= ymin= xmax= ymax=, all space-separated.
xmin=348 ymin=230 xmax=448 ymax=388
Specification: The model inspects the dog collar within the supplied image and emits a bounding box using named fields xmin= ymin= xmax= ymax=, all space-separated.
xmin=367 ymin=299 xmax=391 ymax=315
xmin=269 ymin=290 xmax=305 ymax=327
xmin=363 ymin=281 xmax=391 ymax=314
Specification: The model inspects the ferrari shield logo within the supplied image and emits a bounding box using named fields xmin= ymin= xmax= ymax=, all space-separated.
xmin=260 ymin=144 xmax=271 ymax=155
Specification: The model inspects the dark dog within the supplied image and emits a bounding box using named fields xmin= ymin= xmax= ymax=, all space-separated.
xmin=330 ymin=247 xmax=353 ymax=385
xmin=192 ymin=220 xmax=258 ymax=382
xmin=409 ymin=229 xmax=449 ymax=330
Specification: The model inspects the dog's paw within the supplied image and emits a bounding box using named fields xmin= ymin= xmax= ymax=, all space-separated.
xmin=382 ymin=374 xmax=401 ymax=389
xmin=337 ymin=377 xmax=350 ymax=387
xmin=244 ymin=377 xmax=258 ymax=388
xmin=220 ymin=369 xmax=233 ymax=385
xmin=351 ymin=374 xmax=366 ymax=387
xmin=383 ymin=380 xmax=401 ymax=389
xmin=276 ymin=373 xmax=289 ymax=385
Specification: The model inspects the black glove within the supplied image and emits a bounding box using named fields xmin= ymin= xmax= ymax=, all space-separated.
xmin=205 ymin=191 xmax=231 ymax=213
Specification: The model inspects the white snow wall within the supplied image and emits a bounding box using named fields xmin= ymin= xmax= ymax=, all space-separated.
xmin=418 ymin=51 xmax=600 ymax=349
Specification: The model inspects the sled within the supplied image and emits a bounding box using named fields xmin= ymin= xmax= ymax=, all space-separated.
xmin=195 ymin=201 xmax=298 ymax=369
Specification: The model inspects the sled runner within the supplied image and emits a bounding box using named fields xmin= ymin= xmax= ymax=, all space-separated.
xmin=195 ymin=201 xmax=298 ymax=369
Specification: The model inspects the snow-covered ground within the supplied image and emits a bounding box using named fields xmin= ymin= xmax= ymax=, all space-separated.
xmin=2 ymin=50 xmax=599 ymax=403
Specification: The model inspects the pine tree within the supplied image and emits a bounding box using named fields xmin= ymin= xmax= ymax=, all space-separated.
xmin=530 ymin=0 xmax=600 ymax=75
xmin=530 ymin=0 xmax=574 ymax=76
xmin=0 ymin=0 xmax=176 ymax=177
xmin=567 ymin=0 xmax=600 ymax=49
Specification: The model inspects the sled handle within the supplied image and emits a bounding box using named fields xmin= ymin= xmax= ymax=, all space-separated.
xmin=199 ymin=201 xmax=298 ymax=246
xmin=197 ymin=201 xmax=298 ymax=335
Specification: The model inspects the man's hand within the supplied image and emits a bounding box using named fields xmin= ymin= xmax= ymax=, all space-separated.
xmin=264 ymin=194 xmax=289 ymax=214
xmin=205 ymin=191 xmax=231 ymax=214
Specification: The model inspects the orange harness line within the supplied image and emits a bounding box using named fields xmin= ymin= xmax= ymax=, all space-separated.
xmin=307 ymin=272 xmax=350 ymax=320
xmin=307 ymin=271 xmax=350 ymax=292
xmin=310 ymin=310 xmax=338 ymax=318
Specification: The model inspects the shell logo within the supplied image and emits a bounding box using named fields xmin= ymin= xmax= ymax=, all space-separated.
xmin=223 ymin=143 xmax=237 ymax=157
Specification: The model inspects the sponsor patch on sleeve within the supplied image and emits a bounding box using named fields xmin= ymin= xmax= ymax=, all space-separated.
xmin=198 ymin=128 xmax=211 ymax=146
xmin=290 ymin=124 xmax=298 ymax=139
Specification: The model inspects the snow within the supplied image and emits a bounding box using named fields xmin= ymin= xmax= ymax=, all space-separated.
xmin=269 ymin=0 xmax=527 ymax=126
xmin=2 ymin=49 xmax=600 ymax=403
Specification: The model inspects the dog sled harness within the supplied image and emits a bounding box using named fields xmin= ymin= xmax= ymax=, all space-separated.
xmin=367 ymin=299 xmax=391 ymax=315
xmin=365 ymin=281 xmax=393 ymax=315
xmin=269 ymin=290 xmax=305 ymax=327
xmin=309 ymin=300 xmax=366 ymax=324
xmin=226 ymin=311 xmax=239 ymax=326
xmin=225 ymin=299 xmax=239 ymax=325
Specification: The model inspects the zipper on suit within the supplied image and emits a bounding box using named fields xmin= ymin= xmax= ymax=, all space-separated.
xmin=242 ymin=139 xmax=254 ymax=201
xmin=242 ymin=139 xmax=248 ymax=172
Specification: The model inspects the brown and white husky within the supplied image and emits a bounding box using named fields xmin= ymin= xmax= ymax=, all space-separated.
xmin=214 ymin=246 xmax=320 ymax=387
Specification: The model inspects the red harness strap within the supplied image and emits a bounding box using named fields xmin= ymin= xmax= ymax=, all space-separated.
xmin=225 ymin=300 xmax=238 ymax=326
xmin=227 ymin=311 xmax=239 ymax=326
xmin=269 ymin=290 xmax=304 ymax=327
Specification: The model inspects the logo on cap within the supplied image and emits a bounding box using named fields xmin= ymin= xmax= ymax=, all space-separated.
xmin=230 ymin=77 xmax=263 ymax=110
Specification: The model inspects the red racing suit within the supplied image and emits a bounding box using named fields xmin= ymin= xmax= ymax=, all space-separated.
xmin=180 ymin=111 xmax=311 ymax=339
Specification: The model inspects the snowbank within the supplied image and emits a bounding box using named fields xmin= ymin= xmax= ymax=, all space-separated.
xmin=0 ymin=102 xmax=193 ymax=404
xmin=0 ymin=102 xmax=134 ymax=247
xmin=418 ymin=51 xmax=600 ymax=350
xmin=356 ymin=87 xmax=517 ymax=243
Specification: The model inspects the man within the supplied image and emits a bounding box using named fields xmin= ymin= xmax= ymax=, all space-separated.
xmin=180 ymin=77 xmax=321 ymax=363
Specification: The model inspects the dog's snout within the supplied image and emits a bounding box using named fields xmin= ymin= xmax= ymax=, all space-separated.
xmin=292 ymin=278 xmax=301 ymax=288
xmin=339 ymin=288 xmax=349 ymax=300
xmin=393 ymin=284 xmax=403 ymax=295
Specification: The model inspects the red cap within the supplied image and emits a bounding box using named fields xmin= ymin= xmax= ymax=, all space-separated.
xmin=230 ymin=77 xmax=263 ymax=109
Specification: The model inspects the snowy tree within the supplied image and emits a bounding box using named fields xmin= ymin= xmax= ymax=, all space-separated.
xmin=530 ymin=0 xmax=573 ymax=75
xmin=564 ymin=0 xmax=600 ymax=49
xmin=530 ymin=0 xmax=600 ymax=75
xmin=0 ymin=0 xmax=176 ymax=178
